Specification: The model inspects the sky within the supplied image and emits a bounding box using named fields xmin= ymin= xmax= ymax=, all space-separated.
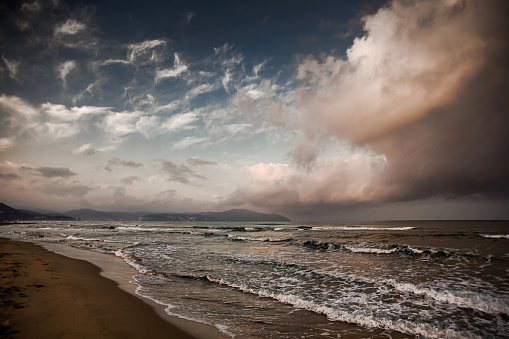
xmin=0 ymin=0 xmax=508 ymax=221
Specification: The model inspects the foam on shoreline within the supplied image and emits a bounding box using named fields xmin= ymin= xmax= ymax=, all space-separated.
xmin=0 ymin=235 xmax=225 ymax=339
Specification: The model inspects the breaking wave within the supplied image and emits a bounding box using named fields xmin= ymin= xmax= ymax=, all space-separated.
xmin=312 ymin=226 xmax=417 ymax=231
xmin=299 ymin=240 xmax=458 ymax=258
xmin=387 ymin=279 xmax=509 ymax=316
xmin=205 ymin=277 xmax=481 ymax=339
xmin=480 ymin=234 xmax=509 ymax=239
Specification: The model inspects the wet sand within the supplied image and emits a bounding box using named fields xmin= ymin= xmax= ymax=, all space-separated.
xmin=0 ymin=237 xmax=210 ymax=338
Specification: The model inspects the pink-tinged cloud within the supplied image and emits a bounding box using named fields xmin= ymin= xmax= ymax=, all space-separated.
xmin=228 ymin=154 xmax=386 ymax=209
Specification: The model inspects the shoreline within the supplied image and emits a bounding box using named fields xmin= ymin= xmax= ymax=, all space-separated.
xmin=0 ymin=236 xmax=225 ymax=339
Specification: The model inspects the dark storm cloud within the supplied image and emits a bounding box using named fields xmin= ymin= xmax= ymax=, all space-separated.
xmin=304 ymin=0 xmax=509 ymax=204
xmin=227 ymin=0 xmax=509 ymax=217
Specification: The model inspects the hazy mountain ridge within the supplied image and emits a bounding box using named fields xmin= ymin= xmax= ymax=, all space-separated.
xmin=1 ymin=203 xmax=290 ymax=222
xmin=66 ymin=208 xmax=290 ymax=222
xmin=0 ymin=203 xmax=76 ymax=221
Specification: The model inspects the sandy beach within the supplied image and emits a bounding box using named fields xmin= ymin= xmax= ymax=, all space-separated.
xmin=0 ymin=237 xmax=209 ymax=338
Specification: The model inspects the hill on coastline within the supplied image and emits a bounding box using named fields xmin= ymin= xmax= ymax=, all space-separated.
xmin=65 ymin=208 xmax=290 ymax=222
xmin=0 ymin=203 xmax=290 ymax=222
xmin=0 ymin=203 xmax=75 ymax=221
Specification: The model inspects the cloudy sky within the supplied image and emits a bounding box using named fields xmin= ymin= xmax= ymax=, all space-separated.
xmin=0 ymin=0 xmax=507 ymax=220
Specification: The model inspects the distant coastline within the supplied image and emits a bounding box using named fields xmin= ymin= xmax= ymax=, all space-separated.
xmin=0 ymin=203 xmax=290 ymax=222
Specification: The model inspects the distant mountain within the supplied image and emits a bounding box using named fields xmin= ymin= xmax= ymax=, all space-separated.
xmin=18 ymin=209 xmax=73 ymax=218
xmin=0 ymin=203 xmax=76 ymax=221
xmin=64 ymin=209 xmax=152 ymax=221
xmin=1 ymin=204 xmax=290 ymax=222
xmin=0 ymin=203 xmax=34 ymax=220
xmin=64 ymin=208 xmax=290 ymax=222
xmin=141 ymin=209 xmax=290 ymax=222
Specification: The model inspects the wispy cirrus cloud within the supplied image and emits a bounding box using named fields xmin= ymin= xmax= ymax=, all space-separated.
xmin=155 ymin=53 xmax=188 ymax=81
xmin=3 ymin=0 xmax=283 ymax=150
xmin=128 ymin=39 xmax=167 ymax=63
xmin=161 ymin=112 xmax=200 ymax=132
xmin=58 ymin=60 xmax=77 ymax=85
xmin=173 ymin=137 xmax=208 ymax=150
xmin=54 ymin=19 xmax=86 ymax=35
xmin=2 ymin=57 xmax=20 ymax=80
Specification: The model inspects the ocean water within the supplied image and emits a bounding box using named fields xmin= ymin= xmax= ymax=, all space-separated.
xmin=2 ymin=220 xmax=509 ymax=338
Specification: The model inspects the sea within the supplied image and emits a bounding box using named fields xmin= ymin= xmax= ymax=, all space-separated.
xmin=2 ymin=220 xmax=509 ymax=338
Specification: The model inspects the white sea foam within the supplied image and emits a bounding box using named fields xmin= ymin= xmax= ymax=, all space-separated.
xmin=65 ymin=235 xmax=135 ymax=244
xmin=408 ymin=246 xmax=425 ymax=254
xmin=312 ymin=226 xmax=417 ymax=231
xmin=227 ymin=234 xmax=289 ymax=242
xmin=116 ymin=226 xmax=163 ymax=232
xmin=213 ymin=324 xmax=235 ymax=338
xmin=66 ymin=235 xmax=103 ymax=242
xmin=131 ymin=275 xmax=233 ymax=338
xmin=114 ymin=250 xmax=156 ymax=275
xmin=133 ymin=281 xmax=175 ymax=310
xmin=117 ymin=226 xmax=207 ymax=236
xmin=313 ymin=268 xmax=509 ymax=316
xmin=480 ymin=234 xmax=509 ymax=239
xmin=387 ymin=279 xmax=509 ymax=316
xmin=343 ymin=245 xmax=433 ymax=255
xmin=206 ymin=277 xmax=478 ymax=339
xmin=6 ymin=220 xmax=507 ymax=339
xmin=344 ymin=246 xmax=395 ymax=254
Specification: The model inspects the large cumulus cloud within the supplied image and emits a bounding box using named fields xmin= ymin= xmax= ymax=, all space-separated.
xmin=228 ymin=0 xmax=509 ymax=216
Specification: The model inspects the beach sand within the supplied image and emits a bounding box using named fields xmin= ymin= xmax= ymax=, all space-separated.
xmin=0 ymin=237 xmax=222 ymax=338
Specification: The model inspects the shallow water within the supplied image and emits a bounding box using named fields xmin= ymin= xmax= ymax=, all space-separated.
xmin=3 ymin=220 xmax=509 ymax=338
